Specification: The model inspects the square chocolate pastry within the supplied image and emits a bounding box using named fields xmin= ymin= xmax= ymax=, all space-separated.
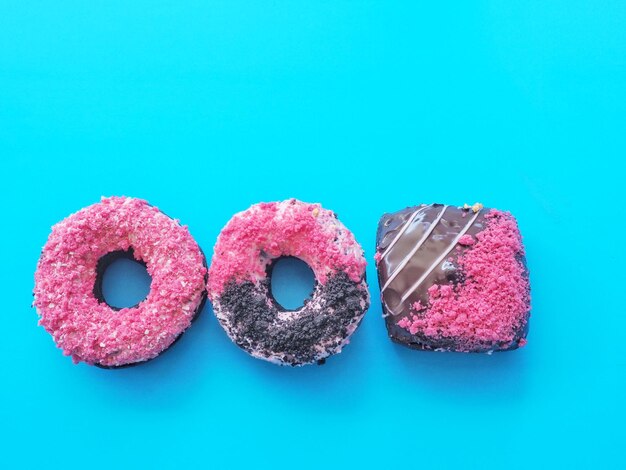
xmin=375 ymin=203 xmax=530 ymax=353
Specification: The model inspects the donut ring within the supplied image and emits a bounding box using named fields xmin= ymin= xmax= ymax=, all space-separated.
xmin=207 ymin=199 xmax=369 ymax=366
xmin=34 ymin=196 xmax=207 ymax=367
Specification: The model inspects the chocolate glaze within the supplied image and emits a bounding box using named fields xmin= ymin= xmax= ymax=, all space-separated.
xmin=216 ymin=269 xmax=368 ymax=366
xmin=377 ymin=204 xmax=488 ymax=318
xmin=376 ymin=204 xmax=529 ymax=352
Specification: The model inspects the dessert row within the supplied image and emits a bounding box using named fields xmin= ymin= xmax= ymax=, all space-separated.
xmin=34 ymin=197 xmax=530 ymax=367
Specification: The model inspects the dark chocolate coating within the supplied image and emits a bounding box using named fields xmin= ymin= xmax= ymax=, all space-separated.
xmin=377 ymin=205 xmax=489 ymax=318
xmin=216 ymin=268 xmax=368 ymax=366
xmin=376 ymin=204 xmax=529 ymax=352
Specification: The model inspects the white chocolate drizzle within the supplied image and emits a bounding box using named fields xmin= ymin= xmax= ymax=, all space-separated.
xmin=381 ymin=205 xmax=449 ymax=292
xmin=393 ymin=209 xmax=481 ymax=313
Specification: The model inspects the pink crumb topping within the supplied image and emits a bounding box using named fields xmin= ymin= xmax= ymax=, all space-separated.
xmin=208 ymin=199 xmax=367 ymax=298
xmin=397 ymin=317 xmax=410 ymax=329
xmin=374 ymin=252 xmax=383 ymax=264
xmin=458 ymin=234 xmax=475 ymax=246
xmin=398 ymin=210 xmax=530 ymax=351
xmin=411 ymin=301 xmax=425 ymax=312
xmin=33 ymin=196 xmax=207 ymax=366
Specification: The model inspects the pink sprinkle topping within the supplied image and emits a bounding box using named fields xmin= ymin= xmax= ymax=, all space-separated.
xmin=428 ymin=284 xmax=439 ymax=297
xmin=398 ymin=210 xmax=530 ymax=351
xmin=208 ymin=199 xmax=367 ymax=298
xmin=411 ymin=301 xmax=425 ymax=312
xmin=374 ymin=252 xmax=383 ymax=264
xmin=33 ymin=196 xmax=207 ymax=366
xmin=458 ymin=234 xmax=475 ymax=246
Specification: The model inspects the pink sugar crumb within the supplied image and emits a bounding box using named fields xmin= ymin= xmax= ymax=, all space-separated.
xmin=518 ymin=338 xmax=528 ymax=348
xmin=207 ymin=199 xmax=367 ymax=298
xmin=398 ymin=209 xmax=530 ymax=351
xmin=411 ymin=301 xmax=425 ymax=312
xmin=374 ymin=252 xmax=382 ymax=264
xmin=458 ymin=235 xmax=475 ymax=246
xmin=397 ymin=317 xmax=409 ymax=329
xmin=439 ymin=285 xmax=453 ymax=298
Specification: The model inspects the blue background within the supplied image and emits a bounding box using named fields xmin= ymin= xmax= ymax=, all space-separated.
xmin=1 ymin=2 xmax=625 ymax=468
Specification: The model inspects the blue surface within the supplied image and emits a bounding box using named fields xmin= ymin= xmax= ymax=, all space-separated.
xmin=270 ymin=257 xmax=316 ymax=311
xmin=1 ymin=2 xmax=625 ymax=468
xmin=101 ymin=257 xmax=152 ymax=310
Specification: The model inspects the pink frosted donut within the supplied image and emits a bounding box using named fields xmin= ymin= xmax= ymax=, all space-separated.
xmin=208 ymin=199 xmax=370 ymax=366
xmin=34 ymin=196 xmax=207 ymax=367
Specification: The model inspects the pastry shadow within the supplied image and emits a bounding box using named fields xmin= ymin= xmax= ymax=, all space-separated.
xmin=392 ymin=341 xmax=529 ymax=401
xmin=233 ymin=320 xmax=371 ymax=409
xmin=83 ymin=300 xmax=213 ymax=408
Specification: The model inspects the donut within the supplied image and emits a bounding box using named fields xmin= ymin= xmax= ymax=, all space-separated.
xmin=34 ymin=196 xmax=207 ymax=367
xmin=375 ymin=203 xmax=530 ymax=353
xmin=207 ymin=199 xmax=370 ymax=366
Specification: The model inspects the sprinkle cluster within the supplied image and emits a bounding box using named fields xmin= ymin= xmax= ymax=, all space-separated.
xmin=208 ymin=199 xmax=367 ymax=298
xmin=34 ymin=196 xmax=207 ymax=366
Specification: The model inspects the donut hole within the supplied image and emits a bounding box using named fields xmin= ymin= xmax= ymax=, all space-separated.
xmin=268 ymin=256 xmax=316 ymax=311
xmin=93 ymin=249 xmax=152 ymax=310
